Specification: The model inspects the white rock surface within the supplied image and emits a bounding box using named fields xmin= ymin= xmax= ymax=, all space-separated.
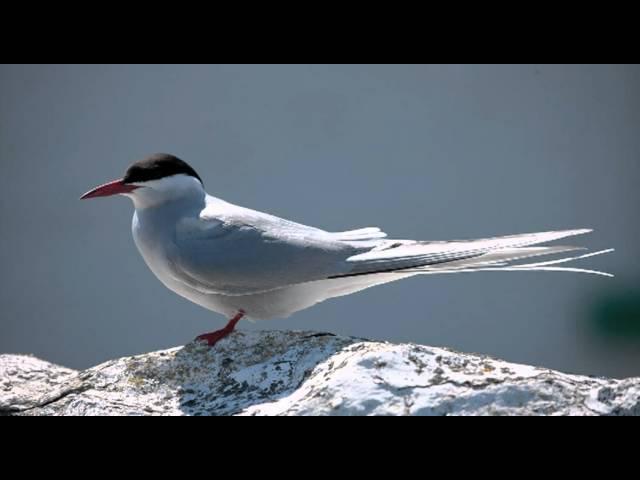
xmin=1 ymin=330 xmax=639 ymax=416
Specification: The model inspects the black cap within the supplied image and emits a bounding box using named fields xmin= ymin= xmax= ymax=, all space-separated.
xmin=123 ymin=153 xmax=203 ymax=185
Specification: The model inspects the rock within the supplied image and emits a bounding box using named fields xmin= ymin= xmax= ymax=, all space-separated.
xmin=1 ymin=330 xmax=638 ymax=416
xmin=0 ymin=354 xmax=76 ymax=413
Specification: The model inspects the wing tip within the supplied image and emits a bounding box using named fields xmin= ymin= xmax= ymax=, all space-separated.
xmin=553 ymin=228 xmax=592 ymax=236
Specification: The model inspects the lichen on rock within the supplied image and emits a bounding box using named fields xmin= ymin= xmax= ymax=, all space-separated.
xmin=1 ymin=330 xmax=638 ymax=416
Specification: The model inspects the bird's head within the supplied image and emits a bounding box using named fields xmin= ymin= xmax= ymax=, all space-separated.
xmin=81 ymin=153 xmax=205 ymax=209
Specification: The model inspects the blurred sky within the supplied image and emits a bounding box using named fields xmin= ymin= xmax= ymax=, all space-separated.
xmin=0 ymin=64 xmax=637 ymax=377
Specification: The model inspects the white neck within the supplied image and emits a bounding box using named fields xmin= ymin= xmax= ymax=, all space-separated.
xmin=125 ymin=175 xmax=205 ymax=210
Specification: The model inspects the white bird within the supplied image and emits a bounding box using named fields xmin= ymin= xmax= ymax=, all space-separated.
xmin=81 ymin=154 xmax=614 ymax=346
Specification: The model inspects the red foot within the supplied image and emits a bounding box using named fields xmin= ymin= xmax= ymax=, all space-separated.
xmin=196 ymin=310 xmax=245 ymax=347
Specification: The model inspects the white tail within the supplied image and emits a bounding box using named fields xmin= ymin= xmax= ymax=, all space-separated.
xmin=341 ymin=229 xmax=614 ymax=278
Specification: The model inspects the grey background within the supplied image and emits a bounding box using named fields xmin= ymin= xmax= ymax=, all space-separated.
xmin=1 ymin=64 xmax=637 ymax=377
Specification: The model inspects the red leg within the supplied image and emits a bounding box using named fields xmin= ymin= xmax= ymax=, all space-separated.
xmin=196 ymin=310 xmax=245 ymax=347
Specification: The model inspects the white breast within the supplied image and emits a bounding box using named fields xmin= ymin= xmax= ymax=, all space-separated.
xmin=131 ymin=212 xmax=242 ymax=318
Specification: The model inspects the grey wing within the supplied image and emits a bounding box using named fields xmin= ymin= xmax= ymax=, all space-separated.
xmin=169 ymin=203 xmax=358 ymax=296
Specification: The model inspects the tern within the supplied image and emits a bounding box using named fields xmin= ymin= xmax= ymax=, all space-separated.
xmin=81 ymin=154 xmax=613 ymax=346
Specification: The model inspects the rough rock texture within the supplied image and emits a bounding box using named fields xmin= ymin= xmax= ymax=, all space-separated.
xmin=2 ymin=330 xmax=639 ymax=416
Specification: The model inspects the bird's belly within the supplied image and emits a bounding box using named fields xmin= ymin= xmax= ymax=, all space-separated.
xmin=225 ymin=272 xmax=418 ymax=320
